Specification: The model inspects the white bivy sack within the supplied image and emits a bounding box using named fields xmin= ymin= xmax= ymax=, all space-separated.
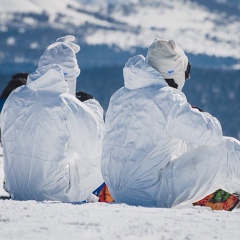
xmin=101 ymin=55 xmax=240 ymax=208
xmin=1 ymin=40 xmax=104 ymax=202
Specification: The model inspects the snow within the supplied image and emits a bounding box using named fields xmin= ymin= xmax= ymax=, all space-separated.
xmin=0 ymin=145 xmax=240 ymax=239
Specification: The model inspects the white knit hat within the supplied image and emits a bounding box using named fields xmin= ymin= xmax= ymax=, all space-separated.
xmin=146 ymin=39 xmax=188 ymax=90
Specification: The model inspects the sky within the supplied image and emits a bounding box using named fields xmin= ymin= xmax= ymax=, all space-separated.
xmin=0 ymin=146 xmax=240 ymax=240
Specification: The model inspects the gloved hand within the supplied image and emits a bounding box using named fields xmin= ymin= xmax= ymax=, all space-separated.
xmin=76 ymin=91 xmax=94 ymax=102
xmin=56 ymin=35 xmax=80 ymax=53
xmin=55 ymin=35 xmax=80 ymax=96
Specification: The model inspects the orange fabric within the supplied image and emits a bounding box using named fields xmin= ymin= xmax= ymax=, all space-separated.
xmin=98 ymin=185 xmax=115 ymax=203
xmin=192 ymin=189 xmax=239 ymax=211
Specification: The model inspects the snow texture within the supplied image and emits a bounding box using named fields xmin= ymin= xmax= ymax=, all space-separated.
xmin=0 ymin=146 xmax=240 ymax=240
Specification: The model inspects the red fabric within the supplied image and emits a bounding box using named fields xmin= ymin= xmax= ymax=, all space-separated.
xmin=98 ymin=184 xmax=114 ymax=203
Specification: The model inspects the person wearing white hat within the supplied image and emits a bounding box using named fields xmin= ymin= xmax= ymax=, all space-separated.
xmin=1 ymin=35 xmax=105 ymax=202
xmin=101 ymin=39 xmax=240 ymax=208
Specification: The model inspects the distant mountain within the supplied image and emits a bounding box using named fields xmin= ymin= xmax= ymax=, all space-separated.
xmin=0 ymin=0 xmax=239 ymax=73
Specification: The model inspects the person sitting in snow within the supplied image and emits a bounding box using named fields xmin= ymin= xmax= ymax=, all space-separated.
xmin=0 ymin=73 xmax=28 ymax=98
xmin=101 ymin=39 xmax=240 ymax=208
xmin=0 ymin=72 xmax=29 ymax=112
xmin=0 ymin=72 xmax=28 ymax=143
xmin=1 ymin=35 xmax=105 ymax=203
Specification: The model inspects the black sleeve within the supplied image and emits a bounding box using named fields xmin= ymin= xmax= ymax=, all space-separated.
xmin=76 ymin=91 xmax=94 ymax=102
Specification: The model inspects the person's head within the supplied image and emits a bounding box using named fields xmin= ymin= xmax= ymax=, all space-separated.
xmin=146 ymin=39 xmax=190 ymax=90
xmin=0 ymin=72 xmax=28 ymax=98
xmin=38 ymin=41 xmax=80 ymax=95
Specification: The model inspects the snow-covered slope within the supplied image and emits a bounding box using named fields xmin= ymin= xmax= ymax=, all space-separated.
xmin=1 ymin=146 xmax=240 ymax=240
xmin=0 ymin=0 xmax=239 ymax=72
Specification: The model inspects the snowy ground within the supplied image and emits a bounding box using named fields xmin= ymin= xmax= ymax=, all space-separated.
xmin=0 ymin=146 xmax=240 ymax=240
